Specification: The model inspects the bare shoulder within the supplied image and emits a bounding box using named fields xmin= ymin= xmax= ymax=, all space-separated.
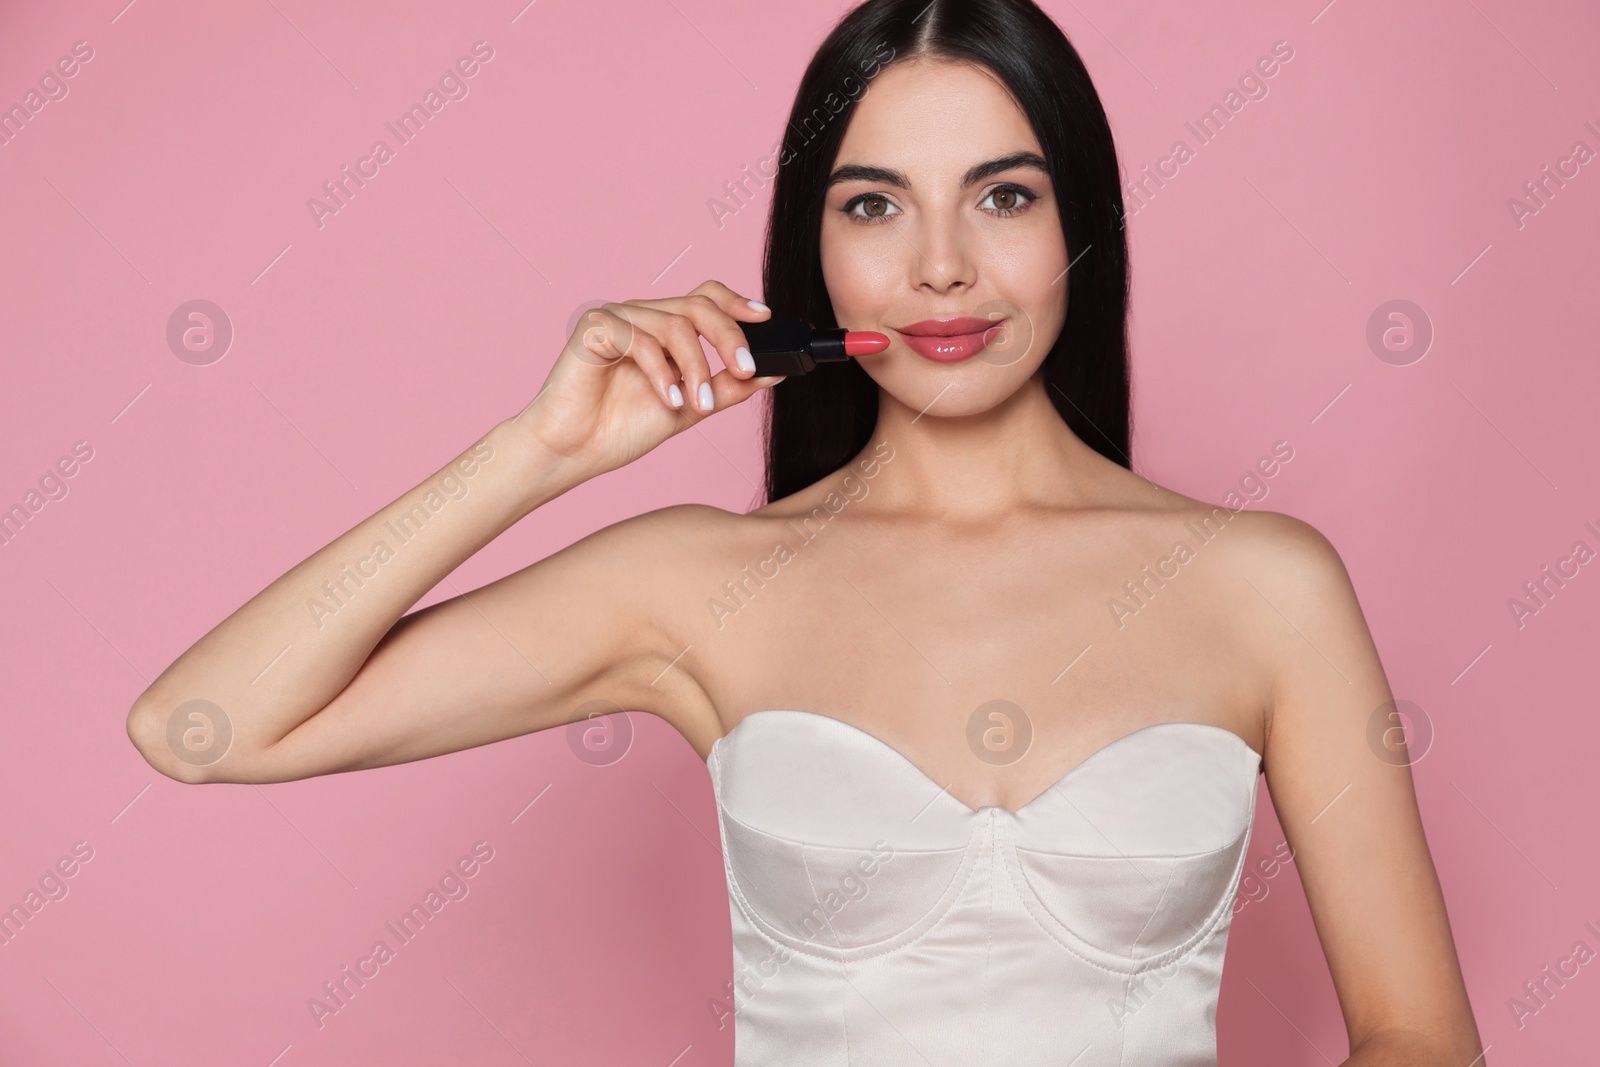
xmin=1183 ymin=504 xmax=1377 ymax=749
xmin=1206 ymin=505 xmax=1357 ymax=609
xmin=1106 ymin=474 xmax=1366 ymax=737
xmin=610 ymin=500 xmax=799 ymax=615
xmin=1139 ymin=489 xmax=1362 ymax=633
xmin=568 ymin=501 xmax=769 ymax=624
xmin=1102 ymin=466 xmax=1348 ymax=582
xmin=566 ymin=500 xmax=753 ymax=563
xmin=553 ymin=500 xmax=773 ymax=743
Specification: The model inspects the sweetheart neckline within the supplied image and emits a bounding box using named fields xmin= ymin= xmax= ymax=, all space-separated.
xmin=707 ymin=708 xmax=1262 ymax=817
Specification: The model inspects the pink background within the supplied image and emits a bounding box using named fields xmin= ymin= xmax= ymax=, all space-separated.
xmin=1 ymin=0 xmax=1596 ymax=1063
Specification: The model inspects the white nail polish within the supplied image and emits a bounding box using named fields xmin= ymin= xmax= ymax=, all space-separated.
xmin=747 ymin=299 xmax=770 ymax=313
xmin=669 ymin=383 xmax=683 ymax=408
xmin=699 ymin=382 xmax=714 ymax=410
xmin=736 ymin=346 xmax=754 ymax=373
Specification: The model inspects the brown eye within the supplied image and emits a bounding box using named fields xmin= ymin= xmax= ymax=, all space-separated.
xmin=843 ymin=193 xmax=900 ymax=223
xmin=981 ymin=184 xmax=1036 ymax=216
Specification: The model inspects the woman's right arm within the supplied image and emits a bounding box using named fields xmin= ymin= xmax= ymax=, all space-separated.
xmin=125 ymin=280 xmax=779 ymax=784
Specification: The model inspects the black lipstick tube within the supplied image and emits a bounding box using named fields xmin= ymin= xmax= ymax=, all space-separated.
xmin=739 ymin=319 xmax=886 ymax=377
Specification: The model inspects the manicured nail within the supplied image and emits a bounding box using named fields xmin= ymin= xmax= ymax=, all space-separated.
xmin=735 ymin=346 xmax=754 ymax=373
xmin=698 ymin=382 xmax=714 ymax=410
xmin=668 ymin=383 xmax=683 ymax=408
xmin=747 ymin=299 xmax=770 ymax=313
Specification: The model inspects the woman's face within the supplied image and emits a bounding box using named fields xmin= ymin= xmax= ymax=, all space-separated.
xmin=821 ymin=57 xmax=1069 ymax=417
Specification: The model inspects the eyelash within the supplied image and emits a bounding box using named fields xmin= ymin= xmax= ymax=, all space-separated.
xmin=840 ymin=183 xmax=1038 ymax=225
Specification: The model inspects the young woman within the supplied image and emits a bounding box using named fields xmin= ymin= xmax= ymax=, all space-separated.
xmin=128 ymin=0 xmax=1487 ymax=1062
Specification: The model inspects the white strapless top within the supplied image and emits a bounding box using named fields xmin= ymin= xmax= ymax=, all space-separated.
xmin=705 ymin=709 xmax=1263 ymax=1066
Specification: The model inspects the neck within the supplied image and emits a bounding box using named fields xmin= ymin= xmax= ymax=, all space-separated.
xmin=853 ymin=371 xmax=1116 ymax=523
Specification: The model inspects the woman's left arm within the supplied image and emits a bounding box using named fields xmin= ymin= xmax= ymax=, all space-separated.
xmin=1238 ymin=511 xmax=1488 ymax=1066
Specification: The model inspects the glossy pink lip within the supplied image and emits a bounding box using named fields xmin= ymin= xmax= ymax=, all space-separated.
xmin=896 ymin=316 xmax=996 ymax=337
xmin=894 ymin=317 xmax=1006 ymax=362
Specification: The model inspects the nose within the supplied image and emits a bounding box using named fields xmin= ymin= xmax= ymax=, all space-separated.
xmin=907 ymin=203 xmax=978 ymax=295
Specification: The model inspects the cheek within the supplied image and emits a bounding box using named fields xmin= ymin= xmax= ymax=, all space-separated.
xmin=985 ymin=254 xmax=1067 ymax=367
xmin=992 ymin=223 xmax=1068 ymax=304
xmin=821 ymin=222 xmax=902 ymax=320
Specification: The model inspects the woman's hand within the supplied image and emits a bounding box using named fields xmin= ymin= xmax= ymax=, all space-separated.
xmin=510 ymin=279 xmax=782 ymax=475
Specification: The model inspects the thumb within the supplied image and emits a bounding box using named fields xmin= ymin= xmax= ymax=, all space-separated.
xmin=708 ymin=366 xmax=785 ymax=410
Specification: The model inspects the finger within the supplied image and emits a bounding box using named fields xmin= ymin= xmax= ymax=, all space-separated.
xmin=690 ymin=281 xmax=773 ymax=382
xmin=630 ymin=280 xmax=771 ymax=382
xmin=706 ymin=364 xmax=785 ymax=410
xmin=568 ymin=306 xmax=631 ymax=365
xmin=609 ymin=302 xmax=717 ymax=413
xmin=689 ymin=278 xmax=771 ymax=322
xmin=595 ymin=305 xmax=686 ymax=411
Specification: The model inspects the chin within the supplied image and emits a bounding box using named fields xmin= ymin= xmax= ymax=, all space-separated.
xmin=871 ymin=362 xmax=1038 ymax=416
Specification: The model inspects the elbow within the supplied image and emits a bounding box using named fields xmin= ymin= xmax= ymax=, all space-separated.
xmin=126 ymin=697 xmax=233 ymax=785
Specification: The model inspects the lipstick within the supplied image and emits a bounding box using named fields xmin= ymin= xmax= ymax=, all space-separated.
xmin=740 ymin=319 xmax=890 ymax=377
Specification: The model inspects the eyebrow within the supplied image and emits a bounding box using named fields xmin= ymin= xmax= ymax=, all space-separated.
xmin=825 ymin=151 xmax=1049 ymax=191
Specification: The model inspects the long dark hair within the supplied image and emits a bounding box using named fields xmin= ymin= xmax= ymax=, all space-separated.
xmin=758 ymin=0 xmax=1131 ymax=504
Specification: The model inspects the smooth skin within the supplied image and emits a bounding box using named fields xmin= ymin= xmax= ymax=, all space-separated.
xmin=128 ymin=56 xmax=1486 ymax=1066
